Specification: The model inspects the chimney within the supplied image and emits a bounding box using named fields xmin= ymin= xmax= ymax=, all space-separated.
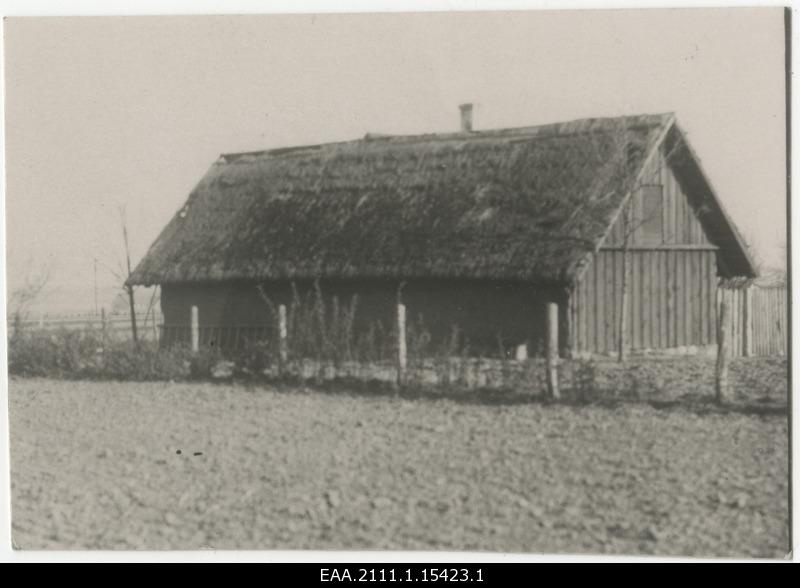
xmin=459 ymin=103 xmax=473 ymax=132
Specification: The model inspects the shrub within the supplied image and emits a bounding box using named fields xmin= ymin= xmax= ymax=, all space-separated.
xmin=286 ymin=282 xmax=362 ymax=363
xmin=8 ymin=328 xmax=193 ymax=381
xmin=187 ymin=345 xmax=225 ymax=379
xmin=258 ymin=281 xmax=394 ymax=364
xmin=571 ymin=359 xmax=600 ymax=403
xmin=101 ymin=341 xmax=192 ymax=381
xmin=352 ymin=320 xmax=394 ymax=363
xmin=8 ymin=328 xmax=103 ymax=377
xmin=8 ymin=331 xmax=59 ymax=377
xmin=407 ymin=313 xmax=432 ymax=366
xmin=234 ymin=339 xmax=275 ymax=376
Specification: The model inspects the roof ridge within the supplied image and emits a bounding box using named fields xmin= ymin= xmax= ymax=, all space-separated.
xmin=219 ymin=112 xmax=675 ymax=163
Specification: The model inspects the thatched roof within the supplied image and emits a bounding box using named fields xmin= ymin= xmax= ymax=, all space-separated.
xmin=129 ymin=113 xmax=754 ymax=286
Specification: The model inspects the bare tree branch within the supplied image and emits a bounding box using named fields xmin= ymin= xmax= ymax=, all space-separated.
xmin=8 ymin=262 xmax=51 ymax=336
xmin=119 ymin=205 xmax=139 ymax=345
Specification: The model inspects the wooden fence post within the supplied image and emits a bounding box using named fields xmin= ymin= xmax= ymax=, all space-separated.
xmin=546 ymin=302 xmax=560 ymax=400
xmin=278 ymin=304 xmax=288 ymax=373
xmin=397 ymin=303 xmax=407 ymax=387
xmin=715 ymin=300 xmax=730 ymax=403
xmin=190 ymin=305 xmax=199 ymax=354
xmin=100 ymin=307 xmax=107 ymax=366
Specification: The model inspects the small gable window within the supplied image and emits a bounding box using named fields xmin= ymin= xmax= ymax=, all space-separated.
xmin=639 ymin=184 xmax=664 ymax=244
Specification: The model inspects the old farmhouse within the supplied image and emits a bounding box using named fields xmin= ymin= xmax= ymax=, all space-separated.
xmin=128 ymin=109 xmax=756 ymax=357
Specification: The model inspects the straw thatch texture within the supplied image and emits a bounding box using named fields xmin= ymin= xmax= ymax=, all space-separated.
xmin=130 ymin=114 xmax=674 ymax=286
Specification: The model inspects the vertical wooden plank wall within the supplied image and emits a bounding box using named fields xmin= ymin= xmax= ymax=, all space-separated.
xmin=721 ymin=285 xmax=788 ymax=357
xmin=572 ymin=249 xmax=718 ymax=354
xmin=574 ymin=144 xmax=722 ymax=355
xmin=760 ymin=286 xmax=788 ymax=356
xmin=606 ymin=147 xmax=712 ymax=248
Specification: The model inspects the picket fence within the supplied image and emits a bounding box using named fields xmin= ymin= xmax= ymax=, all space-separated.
xmin=8 ymin=312 xmax=161 ymax=342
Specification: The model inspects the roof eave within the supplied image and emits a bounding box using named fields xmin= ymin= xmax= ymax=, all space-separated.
xmin=669 ymin=123 xmax=758 ymax=278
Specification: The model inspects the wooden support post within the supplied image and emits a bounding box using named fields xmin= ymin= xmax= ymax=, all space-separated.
xmin=126 ymin=284 xmax=138 ymax=346
xmin=564 ymin=289 xmax=574 ymax=359
xmin=715 ymin=300 xmax=730 ymax=403
xmin=397 ymin=303 xmax=407 ymax=387
xmin=743 ymin=286 xmax=753 ymax=357
xmin=190 ymin=305 xmax=199 ymax=354
xmin=546 ymin=302 xmax=560 ymax=400
xmin=278 ymin=304 xmax=288 ymax=373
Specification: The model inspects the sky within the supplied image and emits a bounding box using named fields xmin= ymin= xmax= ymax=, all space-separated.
xmin=2 ymin=8 xmax=788 ymax=315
